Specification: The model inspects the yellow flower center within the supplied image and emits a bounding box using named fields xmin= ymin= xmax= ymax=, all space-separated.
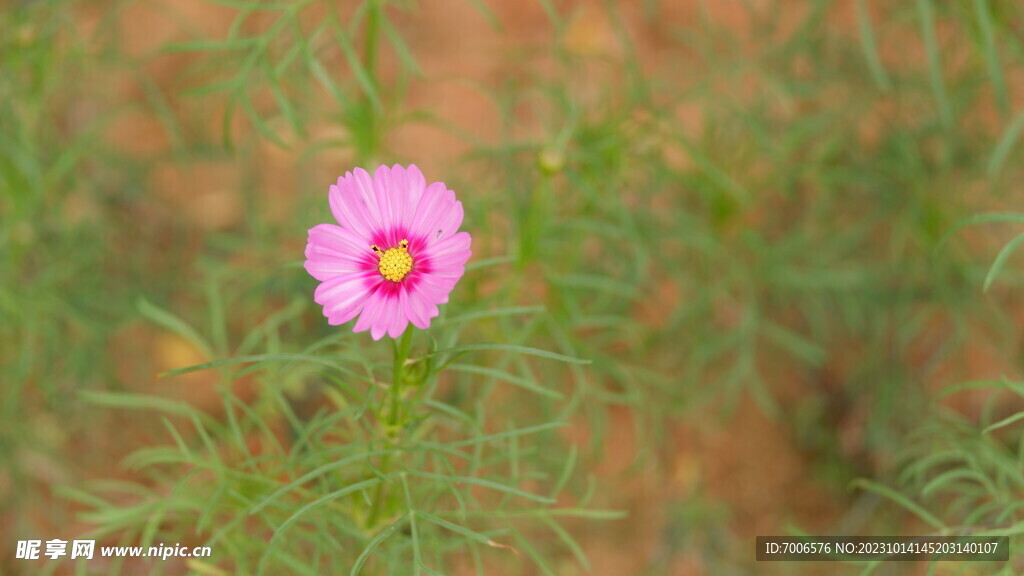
xmin=372 ymin=239 xmax=413 ymax=282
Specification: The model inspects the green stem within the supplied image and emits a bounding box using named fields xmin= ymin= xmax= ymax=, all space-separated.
xmin=360 ymin=0 xmax=383 ymax=164
xmin=519 ymin=177 xmax=553 ymax=269
xmin=366 ymin=328 xmax=414 ymax=529
xmin=363 ymin=0 xmax=382 ymax=86
xmin=391 ymin=327 xmax=413 ymax=429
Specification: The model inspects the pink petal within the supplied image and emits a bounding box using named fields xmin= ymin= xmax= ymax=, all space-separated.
xmin=386 ymin=290 xmax=411 ymax=338
xmin=408 ymin=285 xmax=441 ymax=327
xmin=370 ymin=294 xmax=400 ymax=341
xmin=424 ymin=250 xmax=470 ymax=270
xmin=329 ymin=169 xmax=382 ymax=242
xmin=409 ymin=182 xmax=457 ymax=243
xmin=420 ymin=232 xmax=471 ymax=275
xmin=305 ymin=255 xmax=367 ymax=284
xmin=351 ymin=167 xmax=384 ymax=230
xmin=399 ymin=165 xmax=427 ymax=229
xmin=305 ymin=224 xmax=376 ymax=281
xmin=372 ymin=165 xmax=420 ymax=243
xmin=353 ymin=290 xmax=386 ymax=338
xmin=434 ymin=200 xmax=464 ymax=243
xmin=402 ymin=287 xmax=429 ymax=329
xmin=307 ymin=223 xmax=367 ymax=255
xmin=314 ymin=272 xmax=377 ymax=325
xmin=412 ymin=273 xmax=453 ymax=305
xmin=372 ymin=165 xmax=396 ymax=239
xmin=427 ymin=231 xmax=472 ymax=257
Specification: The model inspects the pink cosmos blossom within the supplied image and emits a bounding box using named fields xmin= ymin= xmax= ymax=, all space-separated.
xmin=304 ymin=164 xmax=471 ymax=340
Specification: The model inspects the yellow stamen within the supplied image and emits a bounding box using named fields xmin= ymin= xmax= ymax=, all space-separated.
xmin=372 ymin=239 xmax=413 ymax=282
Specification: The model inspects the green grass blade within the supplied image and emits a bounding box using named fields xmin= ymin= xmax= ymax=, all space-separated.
xmin=439 ymin=306 xmax=546 ymax=326
xmin=855 ymin=0 xmax=890 ymax=90
xmin=542 ymin=516 xmax=590 ymax=570
xmin=463 ymin=0 xmax=501 ymax=30
xmin=350 ymin=516 xmax=406 ymax=576
xmin=165 ymin=37 xmax=261 ymax=52
xmin=427 ymin=344 xmax=590 ymax=365
xmin=936 ymin=212 xmax=1024 ymax=249
xmin=937 ymin=378 xmax=1024 ymax=400
xmin=81 ymin=391 xmax=213 ymax=422
xmin=984 ymin=411 xmax=1024 ymax=435
xmin=850 ymin=479 xmax=946 ymax=530
xmin=266 ymin=476 xmax=389 ymax=556
xmin=983 ymin=231 xmax=1024 ymax=291
xmin=989 ymin=108 xmax=1024 ymax=176
xmin=335 ymin=26 xmax=382 ymax=112
xmin=416 ymin=510 xmax=498 ymax=546
xmin=250 ymin=449 xmax=392 ymax=514
xmin=137 ymin=298 xmax=213 ymax=359
xmin=444 ymin=422 xmax=567 ymax=448
xmin=915 ymin=0 xmax=952 ymax=129
xmin=408 ymin=471 xmax=556 ymax=504
xmin=381 ymin=16 xmax=423 ymax=77
xmin=157 ymin=353 xmax=367 ymax=381
xmin=973 ymin=0 xmax=1007 ymax=116
xmin=448 ymin=363 xmax=564 ymax=399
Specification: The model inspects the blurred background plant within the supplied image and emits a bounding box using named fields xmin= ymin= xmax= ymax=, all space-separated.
xmin=3 ymin=0 xmax=1024 ymax=574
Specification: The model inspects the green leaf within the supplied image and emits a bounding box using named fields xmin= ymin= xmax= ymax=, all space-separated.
xmin=550 ymin=274 xmax=637 ymax=300
xmin=989 ymin=108 xmax=1024 ymax=176
xmin=81 ymin=391 xmax=213 ymax=422
xmin=759 ymin=319 xmax=826 ymax=366
xmin=447 ymin=363 xmax=564 ymax=399
xmin=975 ymin=520 xmax=1024 ymax=537
xmin=465 ymin=255 xmax=514 ymax=271
xmin=984 ymin=411 xmax=1024 ymax=435
xmin=350 ymin=516 xmax=407 ymax=576
xmin=550 ymin=444 xmax=578 ymax=498
xmin=463 ymin=0 xmax=501 ymax=30
xmin=439 ymin=306 xmax=546 ymax=326
xmin=543 ymin=516 xmax=590 ymax=570
xmin=121 ymin=447 xmax=193 ymax=470
xmin=973 ymin=0 xmax=1007 ymax=116
xmin=416 ymin=510 xmax=499 ymax=546
xmin=427 ymin=344 xmax=590 ymax=365
xmin=265 ymin=476 xmax=389 ymax=563
xmin=937 ymin=378 xmax=1024 ymax=400
xmin=936 ymin=213 xmax=1024 ymax=249
xmin=444 ymin=422 xmax=567 ymax=448
xmin=538 ymin=0 xmax=562 ymax=29
xmin=381 ymin=16 xmax=422 ymax=77
xmin=249 ymin=449 xmax=391 ymax=514
xmin=850 ymin=479 xmax=946 ymax=531
xmin=921 ymin=468 xmax=992 ymax=499
xmin=407 ymin=471 xmax=556 ymax=504
xmin=855 ymin=0 xmax=890 ymax=91
xmin=335 ymin=27 xmax=382 ymax=112
xmin=164 ymin=37 xmax=261 ymax=52
xmin=136 ymin=298 xmax=213 ymax=359
xmin=240 ymin=93 xmax=289 ymax=148
xmin=431 ymin=507 xmax=627 ymax=520
xmin=514 ymin=531 xmax=556 ymax=576
xmin=984 ymin=231 xmax=1024 ymax=291
xmin=157 ymin=353 xmax=368 ymax=382
xmin=916 ymin=0 xmax=952 ymax=129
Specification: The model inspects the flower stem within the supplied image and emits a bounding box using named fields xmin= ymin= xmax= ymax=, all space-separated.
xmin=363 ymin=0 xmax=382 ymax=88
xmin=367 ymin=328 xmax=414 ymax=529
xmin=390 ymin=327 xmax=413 ymax=429
xmin=358 ymin=0 xmax=383 ymax=164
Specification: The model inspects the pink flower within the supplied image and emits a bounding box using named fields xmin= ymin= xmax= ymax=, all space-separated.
xmin=304 ymin=164 xmax=472 ymax=340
